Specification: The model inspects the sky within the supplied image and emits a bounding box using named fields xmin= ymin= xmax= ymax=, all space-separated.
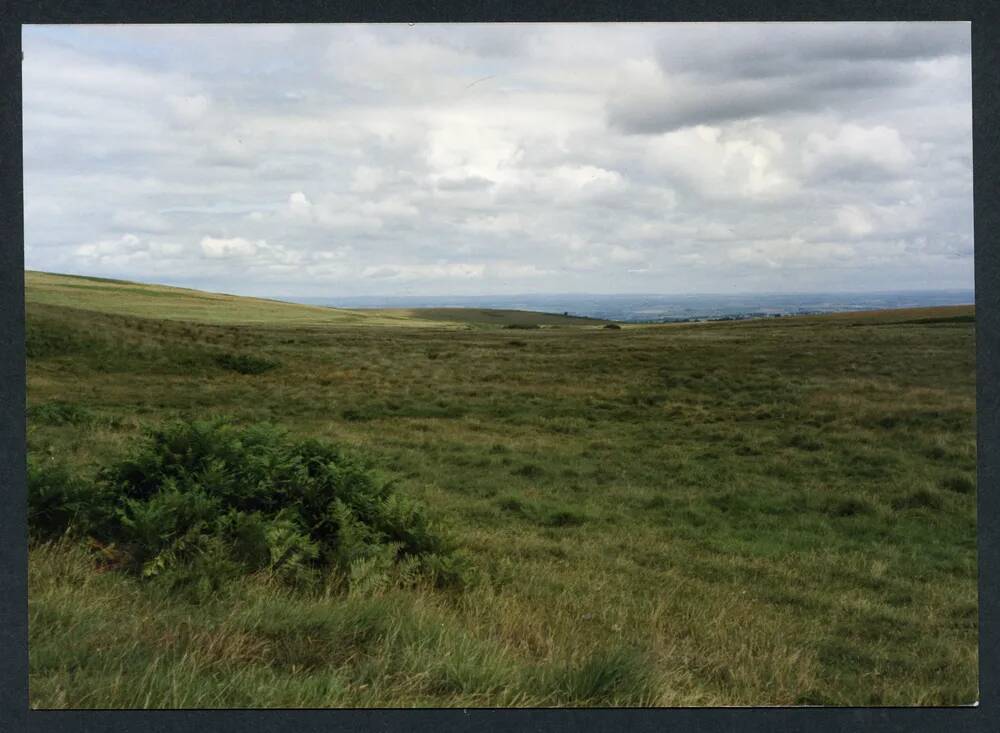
xmin=22 ymin=22 xmax=973 ymax=298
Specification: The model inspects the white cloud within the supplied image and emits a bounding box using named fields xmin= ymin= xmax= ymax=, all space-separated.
xmin=288 ymin=191 xmax=312 ymax=217
xmin=607 ymin=245 xmax=645 ymax=264
xmin=350 ymin=166 xmax=385 ymax=193
xmin=72 ymin=233 xmax=188 ymax=272
xmin=361 ymin=263 xmax=486 ymax=281
xmin=313 ymin=206 xmax=383 ymax=232
xmin=836 ymin=205 xmax=875 ymax=237
xmin=360 ymin=196 xmax=419 ymax=219
xmin=167 ymin=94 xmax=210 ymax=126
xmin=727 ymin=238 xmax=856 ymax=268
xmin=111 ymin=210 xmax=172 ymax=234
xmin=200 ymin=236 xmax=260 ymax=258
xmin=490 ymin=262 xmax=551 ymax=278
xmin=201 ymin=136 xmax=256 ymax=168
xmin=76 ymin=233 xmax=144 ymax=258
xmin=804 ymin=124 xmax=914 ymax=179
xmin=647 ymin=125 xmax=794 ymax=200
xmin=461 ymin=213 xmax=524 ymax=234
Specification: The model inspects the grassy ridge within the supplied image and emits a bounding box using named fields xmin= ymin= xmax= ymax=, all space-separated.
xmin=25 ymin=271 xmax=613 ymax=328
xmin=25 ymin=271 xmax=448 ymax=327
xmin=26 ymin=274 xmax=977 ymax=707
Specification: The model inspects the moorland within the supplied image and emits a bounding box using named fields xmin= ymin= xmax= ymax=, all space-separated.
xmin=24 ymin=270 xmax=978 ymax=707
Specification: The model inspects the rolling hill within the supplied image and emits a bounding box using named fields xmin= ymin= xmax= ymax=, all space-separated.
xmin=25 ymin=271 xmax=613 ymax=329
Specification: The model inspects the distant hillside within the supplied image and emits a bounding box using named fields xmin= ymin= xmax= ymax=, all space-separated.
xmin=29 ymin=271 xmax=968 ymax=331
xmin=25 ymin=271 xmax=416 ymax=327
xmin=375 ymin=307 xmax=610 ymax=327
xmin=804 ymin=305 xmax=974 ymax=323
xmin=24 ymin=271 xmax=614 ymax=329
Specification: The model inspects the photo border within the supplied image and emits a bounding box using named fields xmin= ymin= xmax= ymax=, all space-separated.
xmin=1 ymin=2 xmax=996 ymax=731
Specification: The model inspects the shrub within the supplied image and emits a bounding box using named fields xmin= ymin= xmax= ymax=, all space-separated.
xmin=28 ymin=418 xmax=466 ymax=591
xmin=341 ymin=407 xmax=376 ymax=422
xmin=25 ymin=317 xmax=91 ymax=358
xmin=891 ymin=489 xmax=944 ymax=511
xmin=215 ymin=352 xmax=280 ymax=375
xmin=540 ymin=509 xmax=587 ymax=528
xmin=941 ymin=475 xmax=976 ymax=495
xmin=786 ymin=433 xmax=824 ymax=451
xmin=511 ymin=463 xmax=545 ymax=479
xmin=603 ymin=323 xmax=622 ymax=330
xmin=708 ymin=490 xmax=751 ymax=514
xmin=495 ymin=496 xmax=587 ymax=527
xmin=497 ymin=496 xmax=527 ymax=515
xmin=827 ymin=497 xmax=876 ymax=517
xmin=28 ymin=401 xmax=96 ymax=426
xmin=27 ymin=458 xmax=116 ymax=539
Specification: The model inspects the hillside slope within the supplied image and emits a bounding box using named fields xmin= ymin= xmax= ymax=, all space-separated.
xmin=25 ymin=271 xmax=447 ymax=327
xmin=25 ymin=271 xmax=615 ymax=328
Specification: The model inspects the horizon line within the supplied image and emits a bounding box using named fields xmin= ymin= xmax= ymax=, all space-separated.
xmin=277 ymin=288 xmax=976 ymax=301
xmin=23 ymin=270 xmax=976 ymax=303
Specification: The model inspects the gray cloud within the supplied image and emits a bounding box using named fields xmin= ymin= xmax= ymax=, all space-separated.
xmin=609 ymin=23 xmax=969 ymax=135
xmin=435 ymin=175 xmax=496 ymax=192
xmin=659 ymin=23 xmax=968 ymax=77
xmin=22 ymin=22 xmax=972 ymax=297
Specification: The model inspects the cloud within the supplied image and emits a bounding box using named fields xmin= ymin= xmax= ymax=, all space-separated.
xmin=435 ymin=175 xmax=495 ymax=191
xmin=836 ymin=205 xmax=875 ymax=238
xmin=200 ymin=236 xmax=260 ymax=258
xmin=110 ymin=210 xmax=172 ymax=234
xmin=645 ymin=125 xmax=794 ymax=200
xmin=76 ymin=233 xmax=144 ymax=258
xmin=490 ymin=262 xmax=551 ymax=278
xmin=608 ymin=23 xmax=969 ymax=135
xmin=167 ymin=94 xmax=211 ymax=127
xmin=73 ymin=233 xmax=188 ymax=272
xmin=607 ymin=245 xmax=645 ymax=264
xmin=361 ymin=263 xmax=486 ymax=281
xmin=726 ymin=238 xmax=856 ymax=269
xmin=803 ymin=124 xmax=914 ymax=180
xmin=200 ymin=136 xmax=257 ymax=168
xmin=21 ymin=22 xmax=973 ymax=296
xmin=350 ymin=166 xmax=385 ymax=193
xmin=288 ymin=191 xmax=312 ymax=217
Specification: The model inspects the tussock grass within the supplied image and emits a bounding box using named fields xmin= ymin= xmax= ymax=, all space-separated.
xmin=214 ymin=353 xmax=280 ymax=375
xmin=941 ymin=475 xmax=976 ymax=495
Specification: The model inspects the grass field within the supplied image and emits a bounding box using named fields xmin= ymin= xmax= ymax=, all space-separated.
xmin=25 ymin=271 xmax=978 ymax=708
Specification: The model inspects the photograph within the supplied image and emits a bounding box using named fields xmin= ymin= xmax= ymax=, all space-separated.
xmin=22 ymin=21 xmax=976 ymax=708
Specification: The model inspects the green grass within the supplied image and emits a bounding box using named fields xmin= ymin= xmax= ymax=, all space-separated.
xmin=25 ymin=272 xmax=977 ymax=707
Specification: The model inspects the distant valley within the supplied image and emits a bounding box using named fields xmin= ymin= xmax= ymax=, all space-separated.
xmin=285 ymin=290 xmax=976 ymax=324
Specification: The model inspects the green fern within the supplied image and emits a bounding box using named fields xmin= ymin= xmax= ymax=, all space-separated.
xmin=28 ymin=417 xmax=468 ymax=592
